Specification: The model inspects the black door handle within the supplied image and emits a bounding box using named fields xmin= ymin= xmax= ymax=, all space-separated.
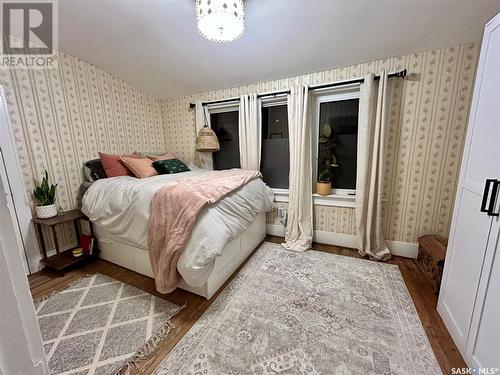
xmin=481 ymin=179 xmax=495 ymax=213
xmin=487 ymin=180 xmax=500 ymax=217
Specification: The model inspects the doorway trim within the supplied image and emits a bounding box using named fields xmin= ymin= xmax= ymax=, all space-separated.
xmin=0 ymin=84 xmax=40 ymax=274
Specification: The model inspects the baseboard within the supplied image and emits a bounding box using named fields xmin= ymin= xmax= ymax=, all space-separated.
xmin=314 ymin=230 xmax=358 ymax=249
xmin=386 ymin=240 xmax=418 ymax=259
xmin=266 ymin=224 xmax=418 ymax=259
xmin=266 ymin=223 xmax=286 ymax=237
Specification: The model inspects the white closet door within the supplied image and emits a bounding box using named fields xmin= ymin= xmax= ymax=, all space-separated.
xmin=466 ymin=232 xmax=500 ymax=369
xmin=438 ymin=14 xmax=500 ymax=356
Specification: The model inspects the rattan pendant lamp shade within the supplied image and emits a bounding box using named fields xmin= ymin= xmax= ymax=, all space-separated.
xmin=196 ymin=126 xmax=220 ymax=152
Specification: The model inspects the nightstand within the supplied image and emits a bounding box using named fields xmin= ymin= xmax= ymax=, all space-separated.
xmin=33 ymin=209 xmax=98 ymax=272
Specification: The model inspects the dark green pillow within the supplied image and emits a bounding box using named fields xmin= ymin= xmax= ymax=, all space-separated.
xmin=152 ymin=159 xmax=190 ymax=174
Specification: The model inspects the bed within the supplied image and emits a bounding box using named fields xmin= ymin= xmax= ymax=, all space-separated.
xmin=81 ymin=168 xmax=274 ymax=299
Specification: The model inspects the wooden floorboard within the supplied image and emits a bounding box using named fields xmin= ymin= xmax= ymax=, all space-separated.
xmin=28 ymin=236 xmax=465 ymax=374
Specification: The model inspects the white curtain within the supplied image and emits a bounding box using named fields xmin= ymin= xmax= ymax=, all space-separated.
xmin=239 ymin=94 xmax=262 ymax=170
xmin=356 ymin=72 xmax=391 ymax=261
xmin=281 ymin=85 xmax=313 ymax=252
xmin=194 ymin=100 xmax=213 ymax=170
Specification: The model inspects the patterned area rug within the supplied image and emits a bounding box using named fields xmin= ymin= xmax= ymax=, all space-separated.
xmin=155 ymin=242 xmax=442 ymax=375
xmin=34 ymin=274 xmax=182 ymax=375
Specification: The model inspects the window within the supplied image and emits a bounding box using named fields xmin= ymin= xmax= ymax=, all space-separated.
xmin=313 ymin=85 xmax=360 ymax=195
xmin=260 ymin=100 xmax=289 ymax=189
xmin=210 ymin=109 xmax=240 ymax=170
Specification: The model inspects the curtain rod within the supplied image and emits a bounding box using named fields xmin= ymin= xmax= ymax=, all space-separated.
xmin=189 ymin=68 xmax=406 ymax=109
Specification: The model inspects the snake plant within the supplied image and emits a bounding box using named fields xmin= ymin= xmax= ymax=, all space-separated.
xmin=33 ymin=169 xmax=57 ymax=206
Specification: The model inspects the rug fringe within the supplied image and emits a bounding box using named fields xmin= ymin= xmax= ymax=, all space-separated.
xmin=33 ymin=274 xmax=185 ymax=375
xmin=113 ymin=304 xmax=185 ymax=375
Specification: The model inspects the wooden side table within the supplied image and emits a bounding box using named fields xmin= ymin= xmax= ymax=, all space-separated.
xmin=33 ymin=209 xmax=97 ymax=272
xmin=417 ymin=234 xmax=448 ymax=293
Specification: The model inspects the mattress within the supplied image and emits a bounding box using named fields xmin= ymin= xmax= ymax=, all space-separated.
xmin=81 ymin=168 xmax=274 ymax=286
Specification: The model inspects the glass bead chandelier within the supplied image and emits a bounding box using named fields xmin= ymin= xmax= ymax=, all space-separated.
xmin=195 ymin=0 xmax=245 ymax=42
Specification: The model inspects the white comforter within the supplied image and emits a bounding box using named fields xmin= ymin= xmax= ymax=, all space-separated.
xmin=81 ymin=169 xmax=274 ymax=286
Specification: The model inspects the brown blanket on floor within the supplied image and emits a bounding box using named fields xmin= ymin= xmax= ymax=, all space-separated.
xmin=148 ymin=169 xmax=262 ymax=293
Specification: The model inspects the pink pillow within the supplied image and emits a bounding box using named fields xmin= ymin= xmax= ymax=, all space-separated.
xmin=99 ymin=152 xmax=141 ymax=177
xmin=120 ymin=156 xmax=157 ymax=178
xmin=148 ymin=152 xmax=176 ymax=162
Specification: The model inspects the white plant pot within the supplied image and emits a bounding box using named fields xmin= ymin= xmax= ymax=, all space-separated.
xmin=36 ymin=204 xmax=58 ymax=219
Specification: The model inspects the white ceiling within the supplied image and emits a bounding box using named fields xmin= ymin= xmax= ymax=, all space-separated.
xmin=58 ymin=0 xmax=500 ymax=98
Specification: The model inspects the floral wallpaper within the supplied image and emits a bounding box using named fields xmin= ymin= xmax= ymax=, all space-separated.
xmin=161 ymin=43 xmax=479 ymax=243
xmin=0 ymin=51 xmax=165 ymax=247
xmin=267 ymin=202 xmax=356 ymax=236
xmin=0 ymin=51 xmax=165 ymax=210
xmin=0 ymin=43 xmax=479 ymax=247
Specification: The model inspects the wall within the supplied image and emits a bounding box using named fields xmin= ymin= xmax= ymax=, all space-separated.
xmin=161 ymin=43 xmax=479 ymax=244
xmin=0 ymin=43 xmax=479 ymax=250
xmin=0 ymin=52 xmax=166 ymax=211
xmin=0 ymin=51 xmax=166 ymax=252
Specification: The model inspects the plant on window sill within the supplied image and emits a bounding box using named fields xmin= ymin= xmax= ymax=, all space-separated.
xmin=316 ymin=123 xmax=337 ymax=196
xmin=317 ymin=162 xmax=332 ymax=195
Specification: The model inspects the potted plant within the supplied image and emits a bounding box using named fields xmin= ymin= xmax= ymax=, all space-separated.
xmin=33 ymin=169 xmax=58 ymax=219
xmin=316 ymin=123 xmax=337 ymax=196
xmin=317 ymin=159 xmax=333 ymax=196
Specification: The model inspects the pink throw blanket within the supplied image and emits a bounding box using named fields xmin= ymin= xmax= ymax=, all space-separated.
xmin=148 ymin=169 xmax=262 ymax=293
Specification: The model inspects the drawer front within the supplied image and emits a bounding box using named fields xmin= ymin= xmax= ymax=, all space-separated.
xmin=97 ymin=237 xmax=153 ymax=278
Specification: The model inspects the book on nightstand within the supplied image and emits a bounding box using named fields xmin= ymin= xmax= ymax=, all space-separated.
xmin=80 ymin=234 xmax=93 ymax=256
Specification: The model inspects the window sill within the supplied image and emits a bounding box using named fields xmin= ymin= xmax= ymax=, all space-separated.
xmin=313 ymin=193 xmax=355 ymax=207
xmin=271 ymin=188 xmax=355 ymax=208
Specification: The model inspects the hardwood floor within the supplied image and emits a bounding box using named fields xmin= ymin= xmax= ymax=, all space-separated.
xmin=28 ymin=236 xmax=465 ymax=374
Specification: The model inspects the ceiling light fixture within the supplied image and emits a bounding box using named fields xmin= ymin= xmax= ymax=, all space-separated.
xmin=195 ymin=0 xmax=245 ymax=43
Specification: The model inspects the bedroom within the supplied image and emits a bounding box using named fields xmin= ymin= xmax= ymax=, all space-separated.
xmin=0 ymin=0 xmax=499 ymax=374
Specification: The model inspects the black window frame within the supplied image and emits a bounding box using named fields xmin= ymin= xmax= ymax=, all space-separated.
xmin=260 ymin=99 xmax=290 ymax=189
xmin=208 ymin=106 xmax=241 ymax=171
